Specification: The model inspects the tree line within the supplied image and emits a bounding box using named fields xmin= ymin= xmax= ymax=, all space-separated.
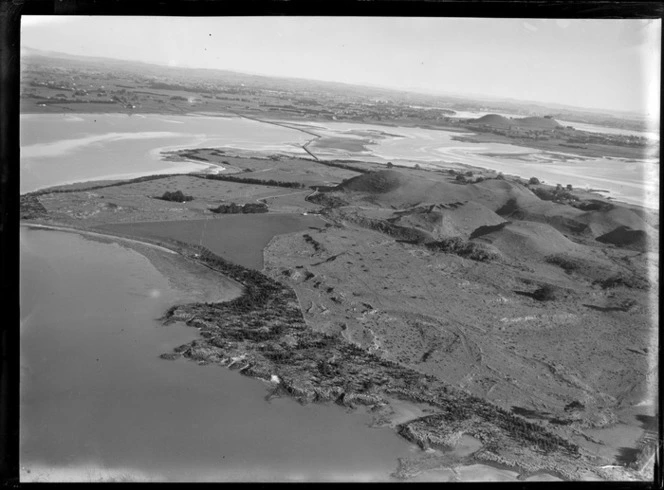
xmin=193 ymin=174 xmax=305 ymax=189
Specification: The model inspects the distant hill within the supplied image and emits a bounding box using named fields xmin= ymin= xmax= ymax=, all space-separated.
xmin=474 ymin=221 xmax=585 ymax=260
xmin=338 ymin=170 xmax=409 ymax=194
xmin=596 ymin=226 xmax=649 ymax=251
xmin=471 ymin=114 xmax=563 ymax=130
xmin=21 ymin=47 xmax=411 ymax=102
xmin=392 ymin=201 xmax=507 ymax=240
xmin=576 ymin=206 xmax=652 ymax=237
xmin=471 ymin=114 xmax=512 ymax=127
xmin=336 ymin=169 xmax=540 ymax=212
xmin=21 ymin=47 xmax=652 ymax=132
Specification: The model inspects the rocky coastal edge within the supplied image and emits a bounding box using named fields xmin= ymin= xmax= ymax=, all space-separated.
xmin=151 ymin=238 xmax=611 ymax=481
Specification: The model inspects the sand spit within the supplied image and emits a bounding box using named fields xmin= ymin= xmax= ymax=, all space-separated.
xmin=21 ymin=222 xmax=244 ymax=305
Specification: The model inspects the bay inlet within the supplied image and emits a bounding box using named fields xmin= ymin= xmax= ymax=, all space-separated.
xmin=20 ymin=226 xmax=416 ymax=482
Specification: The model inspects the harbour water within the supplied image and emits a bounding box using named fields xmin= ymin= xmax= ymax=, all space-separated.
xmin=21 ymin=113 xmax=658 ymax=209
xmin=20 ymin=227 xmax=416 ymax=482
xmin=20 ymin=113 xmax=311 ymax=193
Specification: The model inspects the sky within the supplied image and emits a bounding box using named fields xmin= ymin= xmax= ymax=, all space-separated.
xmin=21 ymin=16 xmax=661 ymax=117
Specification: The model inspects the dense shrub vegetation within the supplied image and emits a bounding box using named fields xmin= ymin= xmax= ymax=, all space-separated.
xmin=158 ymin=190 xmax=194 ymax=202
xmin=594 ymin=273 xmax=650 ymax=290
xmin=532 ymin=284 xmax=560 ymax=301
xmin=306 ymin=192 xmax=349 ymax=209
xmin=27 ymin=173 xmax=181 ymax=197
xmin=572 ymin=200 xmax=615 ymax=212
xmin=194 ymin=173 xmax=305 ymax=189
xmin=425 ymin=237 xmax=499 ymax=262
xmin=532 ymin=185 xmax=577 ymax=202
xmin=209 ymin=202 xmax=268 ymax=214
xmin=349 ymin=215 xmax=432 ymax=243
xmin=469 ymin=222 xmax=510 ymax=239
xmin=545 ymin=254 xmax=582 ymax=272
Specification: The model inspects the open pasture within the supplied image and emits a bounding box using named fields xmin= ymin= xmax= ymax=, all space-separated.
xmin=36 ymin=175 xmax=312 ymax=225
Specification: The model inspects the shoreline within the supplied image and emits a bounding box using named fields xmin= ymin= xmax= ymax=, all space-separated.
xmin=21 ymin=150 xmax=657 ymax=216
xmin=20 ymin=221 xmax=246 ymax=304
xmin=19 ymin=111 xmax=656 ymax=481
xmin=260 ymin=150 xmax=660 ymax=213
xmin=21 ymin=111 xmax=657 ymax=211
xmin=21 ymin=222 xmax=179 ymax=255
xmin=19 ymin=217 xmax=649 ymax=482
xmin=21 ymin=107 xmax=657 ymax=140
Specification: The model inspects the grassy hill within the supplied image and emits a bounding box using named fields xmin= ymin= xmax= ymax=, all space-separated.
xmin=471 ymin=114 xmax=563 ymax=130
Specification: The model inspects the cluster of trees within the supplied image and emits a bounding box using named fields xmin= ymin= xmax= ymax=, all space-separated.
xmin=460 ymin=396 xmax=579 ymax=455
xmin=178 ymin=151 xmax=210 ymax=162
xmin=594 ymin=272 xmax=650 ymax=290
xmin=188 ymin=243 xmax=301 ymax=317
xmin=195 ymin=174 xmax=305 ymax=189
xmin=545 ymin=254 xmax=581 ymax=273
xmin=27 ymin=173 xmax=181 ymax=197
xmin=157 ymin=190 xmax=194 ymax=202
xmin=150 ymin=81 xmax=196 ymax=91
xmin=531 ymin=284 xmax=560 ymax=301
xmin=303 ymin=233 xmax=323 ymax=252
xmin=531 ymin=184 xmax=576 ymax=202
xmin=351 ymin=215 xmax=431 ymax=243
xmin=498 ymin=412 xmax=577 ymax=453
xmin=572 ymin=200 xmax=614 ymax=212
xmin=565 ymin=132 xmax=650 ymax=148
xmin=425 ymin=237 xmax=499 ymax=262
xmin=209 ymin=202 xmax=268 ymax=214
xmin=448 ymin=169 xmax=501 ymax=184
xmin=448 ymin=169 xmax=474 ymax=177
xmin=306 ymin=193 xmax=348 ymax=211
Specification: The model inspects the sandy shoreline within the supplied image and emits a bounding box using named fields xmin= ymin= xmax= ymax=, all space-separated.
xmin=21 ymin=222 xmax=244 ymax=305
xmin=21 ymin=219 xmax=649 ymax=482
xmin=22 ymin=222 xmax=179 ymax=254
xmin=22 ymin=110 xmax=657 ymax=210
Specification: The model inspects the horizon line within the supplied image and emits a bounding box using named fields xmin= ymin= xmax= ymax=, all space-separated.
xmin=21 ymin=45 xmax=656 ymax=119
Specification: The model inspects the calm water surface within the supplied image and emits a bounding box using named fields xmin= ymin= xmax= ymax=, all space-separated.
xmin=20 ymin=113 xmax=310 ymax=193
xmin=22 ymin=113 xmax=658 ymax=209
xmin=290 ymin=119 xmax=659 ymax=209
xmin=98 ymin=214 xmax=326 ymax=270
xmin=20 ymin=227 xmax=415 ymax=482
